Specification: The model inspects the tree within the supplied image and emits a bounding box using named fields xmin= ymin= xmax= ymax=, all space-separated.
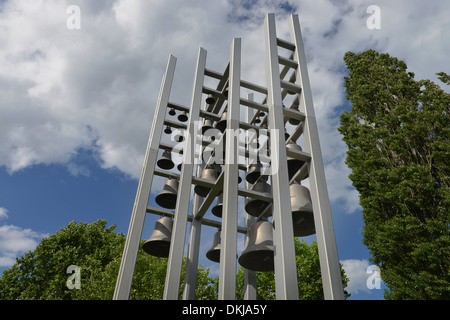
xmin=210 ymin=239 xmax=350 ymax=300
xmin=338 ymin=49 xmax=450 ymax=299
xmin=0 ymin=220 xmax=215 ymax=300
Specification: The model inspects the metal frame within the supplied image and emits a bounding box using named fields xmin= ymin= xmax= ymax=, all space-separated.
xmin=113 ymin=13 xmax=344 ymax=301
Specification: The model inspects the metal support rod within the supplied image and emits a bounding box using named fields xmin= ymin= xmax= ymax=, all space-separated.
xmin=182 ymin=163 xmax=204 ymax=300
xmin=218 ymin=38 xmax=241 ymax=300
xmin=113 ymin=55 xmax=177 ymax=300
xmin=164 ymin=47 xmax=207 ymax=300
xmin=289 ymin=14 xmax=345 ymax=300
xmin=264 ymin=13 xmax=299 ymax=300
xmin=244 ymin=93 xmax=257 ymax=300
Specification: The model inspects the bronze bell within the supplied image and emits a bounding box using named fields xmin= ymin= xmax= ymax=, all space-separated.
xmin=286 ymin=140 xmax=305 ymax=180
xmin=202 ymin=118 xmax=215 ymax=135
xmin=142 ymin=216 xmax=173 ymax=258
xmin=206 ymin=94 xmax=216 ymax=105
xmin=174 ymin=128 xmax=185 ymax=142
xmin=246 ymin=161 xmax=262 ymax=184
xmin=245 ymin=178 xmax=271 ymax=217
xmin=194 ymin=165 xmax=217 ymax=197
xmin=290 ymin=181 xmax=315 ymax=237
xmin=178 ymin=110 xmax=188 ymax=122
xmin=164 ymin=125 xmax=172 ymax=135
xmin=157 ymin=149 xmax=174 ymax=170
xmin=215 ymin=110 xmax=227 ymax=133
xmin=211 ymin=193 xmax=223 ymax=218
xmin=168 ymin=108 xmax=176 ymax=116
xmin=288 ymin=104 xmax=301 ymax=125
xmin=238 ymin=221 xmax=274 ymax=272
xmin=155 ymin=178 xmax=178 ymax=209
xmin=206 ymin=230 xmax=222 ymax=263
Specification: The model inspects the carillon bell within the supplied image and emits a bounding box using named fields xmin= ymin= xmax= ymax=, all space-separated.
xmin=215 ymin=110 xmax=227 ymax=133
xmin=194 ymin=165 xmax=217 ymax=197
xmin=286 ymin=140 xmax=305 ymax=180
xmin=164 ymin=126 xmax=173 ymax=135
xmin=206 ymin=230 xmax=222 ymax=263
xmin=155 ymin=178 xmax=178 ymax=209
xmin=246 ymin=161 xmax=262 ymax=184
xmin=168 ymin=108 xmax=176 ymax=116
xmin=142 ymin=216 xmax=173 ymax=258
xmin=157 ymin=149 xmax=174 ymax=170
xmin=178 ymin=110 xmax=188 ymax=122
xmin=206 ymin=94 xmax=216 ymax=105
xmin=211 ymin=193 xmax=223 ymax=217
xmin=238 ymin=220 xmax=274 ymax=272
xmin=202 ymin=118 xmax=215 ymax=135
xmin=288 ymin=104 xmax=301 ymax=125
xmin=174 ymin=128 xmax=185 ymax=142
xmin=245 ymin=177 xmax=271 ymax=217
xmin=290 ymin=181 xmax=315 ymax=237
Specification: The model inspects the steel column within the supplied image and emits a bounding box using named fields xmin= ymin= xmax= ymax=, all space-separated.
xmin=164 ymin=48 xmax=207 ymax=300
xmin=218 ymin=38 xmax=241 ymax=300
xmin=289 ymin=14 xmax=345 ymax=300
xmin=264 ymin=13 xmax=299 ymax=300
xmin=113 ymin=55 xmax=177 ymax=300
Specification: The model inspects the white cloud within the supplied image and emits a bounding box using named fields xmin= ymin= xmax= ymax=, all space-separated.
xmin=0 ymin=0 xmax=448 ymax=216
xmin=341 ymin=258 xmax=384 ymax=295
xmin=0 ymin=208 xmax=8 ymax=221
xmin=0 ymin=224 xmax=47 ymax=267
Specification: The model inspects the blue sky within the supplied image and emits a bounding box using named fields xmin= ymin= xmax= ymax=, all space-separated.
xmin=1 ymin=0 xmax=449 ymax=300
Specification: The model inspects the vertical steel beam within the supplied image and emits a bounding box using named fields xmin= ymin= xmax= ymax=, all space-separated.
xmin=182 ymin=163 xmax=204 ymax=300
xmin=264 ymin=13 xmax=299 ymax=300
xmin=218 ymin=38 xmax=241 ymax=300
xmin=113 ymin=55 xmax=177 ymax=300
xmin=164 ymin=48 xmax=207 ymax=300
xmin=289 ymin=14 xmax=345 ymax=300
xmin=244 ymin=93 xmax=257 ymax=301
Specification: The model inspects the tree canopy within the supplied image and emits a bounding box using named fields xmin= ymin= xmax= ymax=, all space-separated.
xmin=338 ymin=49 xmax=450 ymax=299
xmin=0 ymin=219 xmax=349 ymax=300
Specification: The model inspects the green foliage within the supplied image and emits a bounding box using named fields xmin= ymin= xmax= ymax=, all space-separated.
xmin=339 ymin=49 xmax=450 ymax=299
xmin=0 ymin=220 xmax=215 ymax=300
xmin=0 ymin=221 xmax=349 ymax=300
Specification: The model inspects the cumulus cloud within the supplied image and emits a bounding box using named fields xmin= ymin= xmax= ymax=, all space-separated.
xmin=0 ymin=0 xmax=448 ymax=216
xmin=0 ymin=208 xmax=47 ymax=267
xmin=341 ymin=259 xmax=372 ymax=295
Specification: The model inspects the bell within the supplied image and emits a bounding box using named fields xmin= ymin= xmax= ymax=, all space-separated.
xmin=157 ymin=149 xmax=174 ymax=170
xmin=206 ymin=94 xmax=216 ymax=105
xmin=201 ymin=118 xmax=215 ymax=135
xmin=290 ymin=182 xmax=315 ymax=237
xmin=194 ymin=165 xmax=217 ymax=197
xmin=215 ymin=110 xmax=227 ymax=133
xmin=245 ymin=178 xmax=271 ymax=217
xmin=246 ymin=161 xmax=262 ymax=184
xmin=178 ymin=111 xmax=188 ymax=122
xmin=169 ymin=108 xmax=176 ymax=116
xmin=238 ymin=221 xmax=274 ymax=272
xmin=164 ymin=126 xmax=172 ymax=135
xmin=288 ymin=104 xmax=301 ymax=125
xmin=142 ymin=216 xmax=173 ymax=258
xmin=206 ymin=230 xmax=222 ymax=263
xmin=254 ymin=115 xmax=261 ymax=124
xmin=211 ymin=193 xmax=223 ymax=217
xmin=174 ymin=128 xmax=185 ymax=142
xmin=286 ymin=140 xmax=305 ymax=180
xmin=155 ymin=178 xmax=178 ymax=209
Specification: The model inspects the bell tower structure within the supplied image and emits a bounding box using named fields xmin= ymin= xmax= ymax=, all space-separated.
xmin=113 ymin=13 xmax=344 ymax=300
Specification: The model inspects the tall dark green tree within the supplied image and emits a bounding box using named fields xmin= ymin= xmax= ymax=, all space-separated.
xmin=339 ymin=49 xmax=450 ymax=299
